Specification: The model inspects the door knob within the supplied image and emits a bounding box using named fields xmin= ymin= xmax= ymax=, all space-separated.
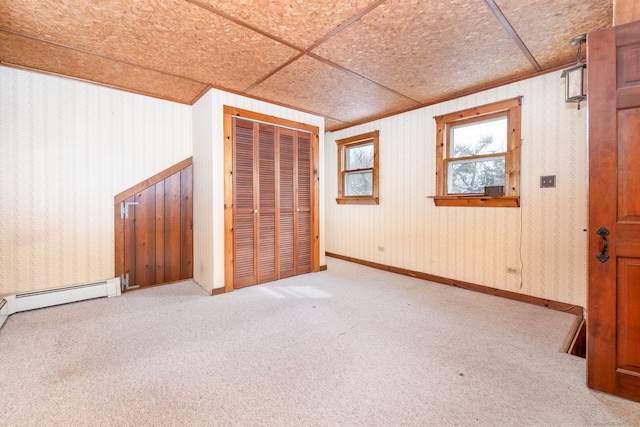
xmin=596 ymin=226 xmax=610 ymax=263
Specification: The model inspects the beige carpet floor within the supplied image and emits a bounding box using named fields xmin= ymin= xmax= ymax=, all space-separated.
xmin=1 ymin=258 xmax=639 ymax=426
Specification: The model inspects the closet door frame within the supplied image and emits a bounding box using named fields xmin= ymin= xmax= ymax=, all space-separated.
xmin=223 ymin=106 xmax=320 ymax=293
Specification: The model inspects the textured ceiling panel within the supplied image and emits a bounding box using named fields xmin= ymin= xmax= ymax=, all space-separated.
xmin=248 ymin=55 xmax=419 ymax=124
xmin=0 ymin=31 xmax=208 ymax=104
xmin=195 ymin=0 xmax=382 ymax=49
xmin=312 ymin=0 xmax=535 ymax=104
xmin=496 ymin=0 xmax=612 ymax=69
xmin=324 ymin=117 xmax=352 ymax=132
xmin=0 ymin=0 xmax=298 ymax=91
xmin=0 ymin=0 xmax=615 ymax=127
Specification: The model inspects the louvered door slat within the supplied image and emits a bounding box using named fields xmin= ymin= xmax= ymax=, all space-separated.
xmin=259 ymin=124 xmax=276 ymax=210
xmin=297 ymin=134 xmax=312 ymax=210
xmin=259 ymin=212 xmax=277 ymax=280
xmin=258 ymin=124 xmax=277 ymax=282
xmin=234 ymin=213 xmax=255 ymax=284
xmin=279 ymin=131 xmax=295 ymax=277
xmin=297 ymin=211 xmax=311 ymax=272
xmin=279 ymin=212 xmax=295 ymax=277
xmin=280 ymin=133 xmax=295 ymax=210
xmin=234 ymin=121 xmax=254 ymax=211
xmin=297 ymin=133 xmax=312 ymax=273
xmin=232 ymin=118 xmax=314 ymax=288
xmin=233 ymin=118 xmax=257 ymax=286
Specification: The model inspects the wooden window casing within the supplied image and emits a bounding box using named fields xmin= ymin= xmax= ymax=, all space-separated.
xmin=433 ymin=97 xmax=522 ymax=208
xmin=336 ymin=131 xmax=379 ymax=205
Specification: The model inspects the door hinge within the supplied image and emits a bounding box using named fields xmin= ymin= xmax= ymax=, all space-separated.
xmin=120 ymin=201 xmax=139 ymax=219
xmin=120 ymin=272 xmax=139 ymax=291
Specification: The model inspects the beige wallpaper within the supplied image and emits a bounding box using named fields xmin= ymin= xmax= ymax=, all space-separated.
xmin=325 ymin=72 xmax=588 ymax=307
xmin=192 ymin=90 xmax=215 ymax=293
xmin=0 ymin=66 xmax=193 ymax=295
xmin=192 ymin=88 xmax=326 ymax=293
xmin=2 ymin=64 xmax=581 ymax=306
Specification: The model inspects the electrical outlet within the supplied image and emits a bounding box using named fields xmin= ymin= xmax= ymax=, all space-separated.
xmin=540 ymin=175 xmax=556 ymax=188
xmin=378 ymin=246 xmax=385 ymax=252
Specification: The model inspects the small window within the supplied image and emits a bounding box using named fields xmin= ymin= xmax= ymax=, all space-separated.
xmin=336 ymin=131 xmax=379 ymax=204
xmin=434 ymin=97 xmax=521 ymax=207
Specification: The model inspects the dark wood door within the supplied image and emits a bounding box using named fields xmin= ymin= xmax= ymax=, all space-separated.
xmin=232 ymin=118 xmax=313 ymax=288
xmin=587 ymin=20 xmax=640 ymax=403
xmin=115 ymin=160 xmax=193 ymax=291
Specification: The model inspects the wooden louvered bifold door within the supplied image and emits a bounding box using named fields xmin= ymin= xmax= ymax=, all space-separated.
xmin=296 ymin=133 xmax=313 ymax=274
xmin=232 ymin=118 xmax=313 ymax=288
xmin=233 ymin=119 xmax=257 ymax=287
xmin=279 ymin=129 xmax=296 ymax=278
xmin=257 ymin=123 xmax=277 ymax=283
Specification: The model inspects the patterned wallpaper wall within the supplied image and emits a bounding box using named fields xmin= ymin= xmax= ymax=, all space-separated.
xmin=325 ymin=72 xmax=588 ymax=307
xmin=1 ymin=64 xmax=582 ymax=306
xmin=0 ymin=66 xmax=192 ymax=294
xmin=192 ymin=88 xmax=325 ymax=293
xmin=192 ymin=90 xmax=215 ymax=293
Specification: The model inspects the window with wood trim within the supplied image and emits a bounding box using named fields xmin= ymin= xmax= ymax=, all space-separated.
xmin=336 ymin=131 xmax=379 ymax=205
xmin=434 ymin=97 xmax=521 ymax=208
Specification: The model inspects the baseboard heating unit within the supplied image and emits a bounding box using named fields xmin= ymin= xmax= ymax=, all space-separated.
xmin=0 ymin=278 xmax=120 ymax=330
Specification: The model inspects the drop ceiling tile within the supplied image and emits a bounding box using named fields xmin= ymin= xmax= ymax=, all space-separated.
xmin=312 ymin=0 xmax=535 ymax=105
xmin=0 ymin=32 xmax=208 ymax=104
xmin=247 ymin=55 xmax=419 ymax=124
xmin=496 ymin=0 xmax=612 ymax=69
xmin=195 ymin=0 xmax=382 ymax=49
xmin=0 ymin=0 xmax=298 ymax=91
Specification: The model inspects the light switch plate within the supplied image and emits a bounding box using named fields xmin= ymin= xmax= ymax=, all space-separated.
xmin=540 ymin=175 xmax=556 ymax=188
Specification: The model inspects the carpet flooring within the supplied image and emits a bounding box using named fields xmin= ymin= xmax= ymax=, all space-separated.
xmin=1 ymin=258 xmax=639 ymax=426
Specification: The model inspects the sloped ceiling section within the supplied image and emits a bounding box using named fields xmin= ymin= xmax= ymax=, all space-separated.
xmin=0 ymin=0 xmax=612 ymax=131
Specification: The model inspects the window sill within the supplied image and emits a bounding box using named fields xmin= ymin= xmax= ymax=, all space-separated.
xmin=430 ymin=195 xmax=519 ymax=207
xmin=336 ymin=197 xmax=379 ymax=205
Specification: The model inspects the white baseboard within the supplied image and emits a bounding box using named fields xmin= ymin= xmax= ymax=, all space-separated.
xmin=0 ymin=278 xmax=120 ymax=330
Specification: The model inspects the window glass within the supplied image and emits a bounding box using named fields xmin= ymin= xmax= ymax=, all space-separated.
xmin=450 ymin=116 xmax=507 ymax=158
xmin=448 ymin=156 xmax=505 ymax=194
xmin=346 ymin=143 xmax=374 ymax=170
xmin=345 ymin=170 xmax=373 ymax=196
